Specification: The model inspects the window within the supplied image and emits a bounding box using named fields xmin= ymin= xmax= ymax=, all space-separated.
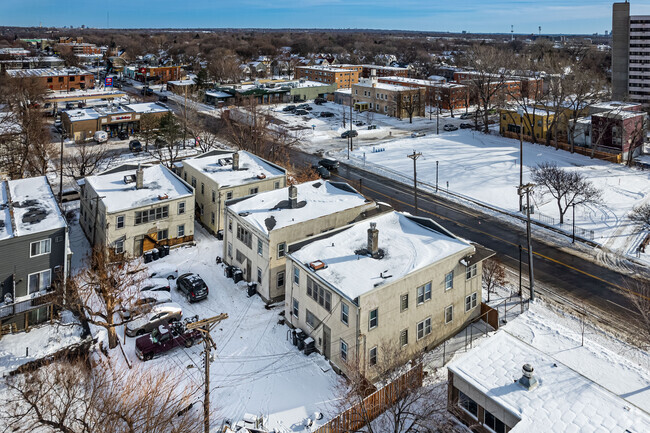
xmin=249 ymin=187 xmax=259 ymax=195
xmin=369 ymin=347 xmax=377 ymax=366
xmin=417 ymin=282 xmax=432 ymax=304
xmin=292 ymin=298 xmax=299 ymax=318
xmin=114 ymin=239 xmax=125 ymax=254
xmin=211 ymin=212 xmax=215 ymax=225
xmin=306 ymin=309 xmax=318 ymax=328
xmin=369 ymin=308 xmax=378 ymax=330
xmin=484 ymin=411 xmax=506 ymax=433
xmin=465 ymin=293 xmax=478 ymax=312
xmin=30 ymin=239 xmax=51 ymax=257
xmin=135 ymin=206 xmax=169 ymax=225
xmin=307 ymin=277 xmax=332 ymax=312
xmin=341 ymin=302 xmax=349 ymax=325
xmin=227 ymin=242 xmax=232 ymax=258
xmin=211 ymin=190 xmax=216 ymax=203
xmin=340 ymin=339 xmax=348 ymax=361
xmin=257 ymin=239 xmax=263 ymax=256
xmin=116 ymin=215 xmax=125 ymax=229
xmin=228 ymin=218 xmax=232 ymax=231
xmin=28 ymin=269 xmax=51 ymax=294
xmin=445 ymin=271 xmax=454 ymax=290
xmin=201 ymin=183 xmax=205 ymax=195
xmin=274 ymin=181 xmax=280 ymax=189
xmin=400 ymin=329 xmax=408 ymax=347
xmin=466 ymin=263 xmax=477 ymax=279
xmin=277 ymin=242 xmax=286 ymax=258
xmin=226 ymin=191 xmax=233 ymax=200
xmin=47 ymin=77 xmax=53 ymax=83
xmin=257 ymin=267 xmax=262 ymax=284
xmin=200 ymin=204 xmax=204 ymax=216
xmin=177 ymin=224 xmax=185 ymax=238
xmin=236 ymin=224 xmax=252 ymax=248
xmin=277 ymin=271 xmax=285 ymax=288
xmin=445 ymin=305 xmax=453 ymax=324
xmin=157 ymin=229 xmax=168 ymax=240
xmin=190 ymin=177 xmax=196 ymax=188
xmin=458 ymin=391 xmax=478 ymax=419
xmin=293 ymin=266 xmax=300 ymax=284
xmin=417 ymin=318 xmax=431 ymax=340
xmin=400 ymin=293 xmax=409 ymax=312
xmin=178 ymin=201 xmax=185 ymax=214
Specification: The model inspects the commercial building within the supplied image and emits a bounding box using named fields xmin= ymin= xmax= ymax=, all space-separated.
xmin=125 ymin=65 xmax=182 ymax=83
xmin=591 ymin=109 xmax=645 ymax=161
xmin=6 ymin=68 xmax=95 ymax=91
xmin=295 ymin=65 xmax=362 ymax=89
xmin=286 ymin=211 xmax=493 ymax=380
xmin=352 ymin=76 xmax=426 ymax=120
xmin=179 ymin=150 xmax=287 ymax=234
xmin=223 ymin=181 xmax=376 ymax=302
xmin=0 ymin=177 xmax=70 ymax=332
xmin=79 ymin=164 xmax=195 ymax=257
xmin=0 ymin=56 xmax=64 ymax=72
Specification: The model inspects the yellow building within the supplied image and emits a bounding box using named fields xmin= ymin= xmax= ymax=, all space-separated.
xmin=500 ymin=107 xmax=555 ymax=141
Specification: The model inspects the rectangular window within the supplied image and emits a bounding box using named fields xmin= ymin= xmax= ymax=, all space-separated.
xmin=135 ymin=206 xmax=169 ymax=225
xmin=191 ymin=177 xmax=196 ymax=188
xmin=226 ymin=191 xmax=233 ymax=200
xmin=341 ymin=302 xmax=349 ymax=325
xmin=293 ymin=266 xmax=300 ymax=284
xmin=445 ymin=271 xmax=454 ymax=290
xmin=465 ymin=292 xmax=478 ymax=312
xmin=417 ymin=317 xmax=432 ymax=340
xmin=249 ymin=187 xmax=259 ymax=195
xmin=236 ymin=224 xmax=253 ymax=248
xmin=340 ymin=339 xmax=348 ymax=361
xmin=292 ymin=298 xmax=299 ymax=318
xmin=306 ymin=309 xmax=318 ymax=328
xmin=458 ymin=391 xmax=478 ymax=419
xmin=200 ymin=204 xmax=204 ymax=216
xmin=116 ymin=215 xmax=125 ymax=229
xmin=201 ymin=183 xmax=205 ymax=195
xmin=257 ymin=239 xmax=263 ymax=256
xmin=211 ymin=212 xmax=215 ymax=225
xmin=227 ymin=242 xmax=232 ymax=258
xmin=178 ymin=201 xmax=185 ymax=214
xmin=277 ymin=271 xmax=285 ymax=288
xmin=30 ymin=239 xmax=51 ymax=257
xmin=228 ymin=218 xmax=232 ymax=231
xmin=466 ymin=263 xmax=477 ymax=279
xmin=369 ymin=308 xmax=378 ymax=330
xmin=177 ymin=224 xmax=185 ymax=238
xmin=211 ymin=190 xmax=216 ymax=203
xmin=400 ymin=293 xmax=408 ymax=312
xmin=369 ymin=347 xmax=377 ymax=366
xmin=417 ymin=282 xmax=431 ymax=304
xmin=274 ymin=181 xmax=280 ymax=189
xmin=484 ymin=411 xmax=506 ymax=433
xmin=257 ymin=267 xmax=262 ymax=284
xmin=306 ymin=277 xmax=332 ymax=312
xmin=27 ymin=269 xmax=51 ymax=294
xmin=277 ymin=242 xmax=286 ymax=258
xmin=157 ymin=229 xmax=168 ymax=240
xmin=115 ymin=239 xmax=124 ymax=254
xmin=445 ymin=305 xmax=453 ymax=324
xmin=400 ymin=329 xmax=408 ymax=347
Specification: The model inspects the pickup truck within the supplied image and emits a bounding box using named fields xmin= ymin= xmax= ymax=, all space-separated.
xmin=135 ymin=322 xmax=201 ymax=361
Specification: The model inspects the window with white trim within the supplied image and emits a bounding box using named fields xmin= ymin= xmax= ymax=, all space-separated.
xmin=178 ymin=224 xmax=185 ymax=237
xmin=417 ymin=317 xmax=431 ymax=340
xmin=276 ymin=271 xmax=285 ymax=288
xmin=293 ymin=266 xmax=299 ymax=284
xmin=445 ymin=271 xmax=454 ymax=290
xmin=465 ymin=292 xmax=478 ymax=312
xmin=341 ymin=302 xmax=349 ymax=325
xmin=277 ymin=242 xmax=286 ymax=258
xmin=28 ymin=269 xmax=51 ymax=294
xmin=466 ymin=263 xmax=477 ymax=279
xmin=369 ymin=346 xmax=377 ymax=366
xmin=114 ymin=239 xmax=124 ymax=254
xmin=157 ymin=229 xmax=168 ymax=240
xmin=400 ymin=293 xmax=409 ymax=312
xmin=400 ymin=328 xmax=408 ymax=347
xmin=306 ymin=309 xmax=318 ymax=328
xmin=30 ymin=239 xmax=51 ymax=257
xmin=340 ymin=339 xmax=348 ymax=361
xmin=417 ymin=282 xmax=431 ymax=304
xmin=445 ymin=305 xmax=453 ymax=324
xmin=116 ymin=215 xmax=125 ymax=229
xmin=178 ymin=201 xmax=185 ymax=215
xmin=257 ymin=267 xmax=262 ymax=284
xmin=369 ymin=308 xmax=378 ymax=330
xmin=292 ymin=298 xmax=299 ymax=318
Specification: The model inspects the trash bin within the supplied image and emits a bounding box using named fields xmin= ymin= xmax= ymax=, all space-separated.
xmin=144 ymin=251 xmax=153 ymax=263
xmin=224 ymin=266 xmax=235 ymax=278
xmin=247 ymin=283 xmax=257 ymax=297
xmin=216 ymin=230 xmax=223 ymax=240
xmin=304 ymin=337 xmax=316 ymax=355
xmin=161 ymin=245 xmax=170 ymax=257
xmin=152 ymin=248 xmax=160 ymax=261
xmin=296 ymin=331 xmax=307 ymax=351
xmin=233 ymin=269 xmax=243 ymax=284
xmin=291 ymin=330 xmax=298 ymax=346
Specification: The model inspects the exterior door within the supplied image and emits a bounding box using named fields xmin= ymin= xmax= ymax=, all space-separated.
xmin=245 ymin=259 xmax=251 ymax=281
xmin=322 ymin=325 xmax=331 ymax=359
xmin=134 ymin=235 xmax=144 ymax=256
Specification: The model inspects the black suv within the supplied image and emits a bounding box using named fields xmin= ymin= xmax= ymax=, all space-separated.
xmin=176 ymin=273 xmax=209 ymax=302
xmin=129 ymin=140 xmax=142 ymax=153
xmin=318 ymin=158 xmax=339 ymax=171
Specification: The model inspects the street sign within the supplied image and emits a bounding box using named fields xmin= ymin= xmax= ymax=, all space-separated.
xmin=105 ymin=77 xmax=113 ymax=87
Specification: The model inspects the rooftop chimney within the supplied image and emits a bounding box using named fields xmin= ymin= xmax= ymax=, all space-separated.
xmin=135 ymin=164 xmax=144 ymax=189
xmin=232 ymin=151 xmax=240 ymax=170
xmin=367 ymin=222 xmax=379 ymax=256
xmin=288 ymin=185 xmax=298 ymax=209
xmin=519 ymin=363 xmax=538 ymax=391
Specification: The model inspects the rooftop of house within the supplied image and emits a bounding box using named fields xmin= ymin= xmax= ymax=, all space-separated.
xmin=181 ymin=150 xmax=285 ymax=188
xmin=593 ymin=109 xmax=645 ymax=120
xmin=297 ymin=65 xmax=356 ymax=73
xmin=448 ymin=331 xmax=650 ymax=433
xmin=125 ymin=102 xmax=171 ymax=114
xmin=229 ymin=180 xmax=371 ymax=236
xmin=291 ymin=211 xmax=472 ymax=300
xmin=0 ymin=176 xmax=67 ymax=240
xmin=84 ymin=164 xmax=193 ymax=213
xmin=354 ymin=79 xmax=413 ymax=92
xmin=45 ymin=88 xmax=125 ymax=100
xmin=379 ymin=76 xmax=441 ymax=86
xmin=6 ymin=67 xmax=92 ymax=78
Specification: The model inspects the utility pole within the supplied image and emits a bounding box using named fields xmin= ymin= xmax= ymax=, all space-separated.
xmin=436 ymin=91 xmax=440 ymax=135
xmin=518 ymin=110 xmax=524 ymax=213
xmin=183 ymin=83 xmax=188 ymax=149
xmin=518 ymin=244 xmax=522 ymax=297
xmin=186 ymin=313 xmax=229 ymax=433
xmin=407 ymin=151 xmax=422 ymax=213
xmin=58 ymin=132 xmax=66 ymax=203
xmin=435 ymin=160 xmax=439 ymax=193
xmin=518 ymin=183 xmax=535 ymax=301
xmin=572 ymin=203 xmax=576 ymax=243
xmin=349 ymin=92 xmax=354 ymax=153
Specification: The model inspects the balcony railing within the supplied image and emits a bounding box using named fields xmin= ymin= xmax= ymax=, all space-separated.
xmin=0 ymin=292 xmax=55 ymax=319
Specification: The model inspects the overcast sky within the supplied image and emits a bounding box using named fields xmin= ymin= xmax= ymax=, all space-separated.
xmin=5 ymin=0 xmax=650 ymax=34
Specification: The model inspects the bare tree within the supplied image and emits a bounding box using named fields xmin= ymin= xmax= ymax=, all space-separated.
xmin=63 ymin=143 xmax=116 ymax=180
xmin=207 ymin=50 xmax=242 ymax=84
xmin=482 ymin=258 xmax=506 ymax=303
xmin=152 ymin=112 xmax=182 ymax=168
xmin=621 ymin=280 xmax=650 ymax=351
xmin=399 ymin=89 xmax=425 ymax=124
xmin=57 ymin=44 xmax=81 ymax=67
xmin=138 ymin=113 xmax=160 ymax=152
xmin=630 ymin=203 xmax=650 ymax=228
xmin=531 ymin=162 xmax=602 ymax=224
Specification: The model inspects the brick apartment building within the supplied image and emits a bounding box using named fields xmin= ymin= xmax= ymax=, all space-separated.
xmin=295 ymin=65 xmax=361 ymax=89
xmin=128 ymin=65 xmax=182 ymax=83
xmin=361 ymin=64 xmax=409 ymax=78
xmin=378 ymin=76 xmax=470 ymax=111
xmin=352 ymin=76 xmax=425 ymax=119
xmin=6 ymin=68 xmax=95 ymax=91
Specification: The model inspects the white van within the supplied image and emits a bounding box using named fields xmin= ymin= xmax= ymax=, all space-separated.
xmin=93 ymin=131 xmax=108 ymax=143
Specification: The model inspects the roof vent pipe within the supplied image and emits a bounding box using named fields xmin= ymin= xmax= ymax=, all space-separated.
xmin=288 ymin=185 xmax=298 ymax=209
xmin=135 ymin=164 xmax=144 ymax=189
xmin=519 ymin=363 xmax=538 ymax=391
xmin=232 ymin=151 xmax=240 ymax=170
xmin=367 ymin=222 xmax=378 ymax=256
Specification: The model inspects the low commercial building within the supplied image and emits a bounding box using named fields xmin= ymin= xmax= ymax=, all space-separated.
xmin=286 ymin=211 xmax=493 ymax=380
xmin=179 ymin=150 xmax=287 ymax=234
xmin=0 ymin=177 xmax=70 ymax=332
xmin=295 ymin=65 xmax=361 ymax=89
xmin=80 ymin=164 xmax=194 ymax=257
xmin=6 ymin=67 xmax=95 ymax=91
xmin=223 ymin=181 xmax=376 ymax=302
xmin=352 ymin=76 xmax=426 ymax=120
xmin=125 ymin=65 xmax=182 ymax=83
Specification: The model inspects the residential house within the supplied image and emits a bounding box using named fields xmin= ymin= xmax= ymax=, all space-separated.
xmin=223 ymin=181 xmax=376 ymax=302
xmin=591 ymin=109 xmax=645 ymax=161
xmin=179 ymin=150 xmax=287 ymax=234
xmin=285 ymin=211 xmax=493 ymax=380
xmin=0 ymin=177 xmax=70 ymax=332
xmin=79 ymin=164 xmax=194 ymax=257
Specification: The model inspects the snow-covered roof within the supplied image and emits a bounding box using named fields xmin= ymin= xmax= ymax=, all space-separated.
xmin=229 ymin=181 xmax=370 ymax=235
xmin=84 ymin=164 xmax=193 ymax=213
xmin=291 ymin=212 xmax=471 ymax=299
xmin=6 ymin=67 xmax=92 ymax=78
xmin=183 ymin=151 xmax=285 ymax=188
xmin=379 ymin=76 xmax=438 ymax=87
xmin=448 ymin=332 xmax=650 ymax=433
xmin=63 ymin=108 xmax=102 ymax=122
xmin=0 ymin=177 xmax=66 ymax=239
xmin=361 ymin=64 xmax=409 ymax=71
xmin=590 ymin=101 xmax=642 ymax=111
xmin=354 ymin=79 xmax=411 ymax=92
xmin=125 ymin=102 xmax=170 ymax=114
xmin=205 ymin=90 xmax=233 ymax=99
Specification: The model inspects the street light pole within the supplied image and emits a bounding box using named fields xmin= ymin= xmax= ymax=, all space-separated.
xmin=518 ymin=183 xmax=535 ymax=301
xmin=407 ymin=151 xmax=422 ymax=213
xmin=436 ymin=92 xmax=440 ymax=135
xmin=572 ymin=203 xmax=576 ymax=243
xmin=519 ymin=110 xmax=524 ymax=213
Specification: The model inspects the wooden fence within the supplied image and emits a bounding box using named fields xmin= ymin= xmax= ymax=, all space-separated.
xmin=501 ymin=131 xmax=622 ymax=163
xmin=315 ymin=363 xmax=424 ymax=433
xmin=480 ymin=302 xmax=499 ymax=330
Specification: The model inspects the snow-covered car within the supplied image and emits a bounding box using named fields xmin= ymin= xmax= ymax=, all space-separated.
xmin=135 ymin=322 xmax=201 ymax=361
xmin=149 ymin=268 xmax=179 ymax=280
xmin=411 ymin=132 xmax=426 ymax=138
xmin=125 ymin=303 xmax=183 ymax=337
xmin=443 ymin=124 xmax=458 ymax=131
xmin=141 ymin=277 xmax=171 ymax=292
xmin=121 ymin=290 xmax=172 ymax=320
xmin=459 ymin=123 xmax=473 ymax=129
xmin=459 ymin=112 xmax=473 ymax=120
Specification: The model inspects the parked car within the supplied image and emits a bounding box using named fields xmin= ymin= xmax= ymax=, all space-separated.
xmin=294 ymin=109 xmax=309 ymax=116
xmin=443 ymin=124 xmax=458 ymax=131
xmin=314 ymin=97 xmax=327 ymax=105
xmin=282 ymin=105 xmax=296 ymax=112
xmin=125 ymin=303 xmax=183 ymax=337
xmin=311 ymin=165 xmax=330 ymax=179
xmin=319 ymin=111 xmax=334 ymax=118
xmin=135 ymin=322 xmax=202 ymax=361
xmin=117 ymin=130 xmax=129 ymax=140
xmin=318 ymin=158 xmax=339 ymax=171
xmin=158 ymin=95 xmax=168 ymax=102
xmin=141 ymin=87 xmax=154 ymax=96
xmin=121 ymin=290 xmax=172 ymax=320
xmin=459 ymin=123 xmax=473 ymax=129
xmin=141 ymin=277 xmax=172 ymax=292
xmin=460 ymin=112 xmax=473 ymax=120
xmin=367 ymin=125 xmax=378 ymax=130
xmin=129 ymin=140 xmax=142 ymax=153
xmin=297 ymin=104 xmax=312 ymax=111
xmin=149 ymin=268 xmax=179 ymax=280
xmin=340 ymin=130 xmax=358 ymax=139
xmin=94 ymin=131 xmax=108 ymax=143
xmin=176 ymin=273 xmax=209 ymax=302
xmin=411 ymin=132 xmax=426 ymax=137
xmin=60 ymin=189 xmax=80 ymax=203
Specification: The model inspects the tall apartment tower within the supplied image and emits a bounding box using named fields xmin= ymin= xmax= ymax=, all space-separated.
xmin=612 ymin=1 xmax=650 ymax=103
xmin=612 ymin=2 xmax=630 ymax=100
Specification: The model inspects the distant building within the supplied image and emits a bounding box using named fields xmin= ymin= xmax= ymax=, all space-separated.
xmin=295 ymin=65 xmax=362 ymax=89
xmin=352 ymin=76 xmax=426 ymax=120
xmin=125 ymin=65 xmax=182 ymax=84
xmin=6 ymin=68 xmax=95 ymax=91
xmin=378 ymin=76 xmax=470 ymax=112
xmin=361 ymin=64 xmax=409 ymax=79
xmin=499 ymin=107 xmax=555 ymax=142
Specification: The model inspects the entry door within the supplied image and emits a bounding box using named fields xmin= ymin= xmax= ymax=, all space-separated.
xmin=322 ymin=325 xmax=331 ymax=359
xmin=134 ymin=235 xmax=144 ymax=256
xmin=245 ymin=259 xmax=251 ymax=281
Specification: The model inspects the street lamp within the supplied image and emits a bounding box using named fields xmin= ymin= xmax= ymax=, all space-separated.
xmin=407 ymin=151 xmax=422 ymax=213
xmin=517 ymin=183 xmax=535 ymax=301
xmin=436 ymin=92 xmax=441 ymax=135
xmin=572 ymin=203 xmax=576 ymax=243
xmin=436 ymin=160 xmax=439 ymax=193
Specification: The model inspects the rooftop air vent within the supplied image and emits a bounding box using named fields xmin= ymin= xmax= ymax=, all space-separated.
xmin=309 ymin=260 xmax=326 ymax=271
xmin=519 ymin=363 xmax=538 ymax=391
xmin=124 ymin=174 xmax=136 ymax=184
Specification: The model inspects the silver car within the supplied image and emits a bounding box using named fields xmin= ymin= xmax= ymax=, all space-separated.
xmin=125 ymin=303 xmax=183 ymax=337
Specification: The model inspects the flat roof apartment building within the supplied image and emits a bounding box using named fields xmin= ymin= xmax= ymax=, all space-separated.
xmin=6 ymin=67 xmax=95 ymax=91
xmin=295 ymin=65 xmax=361 ymax=89
xmin=352 ymin=76 xmax=426 ymax=120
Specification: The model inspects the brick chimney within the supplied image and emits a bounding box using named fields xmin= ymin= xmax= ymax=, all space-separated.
xmin=135 ymin=164 xmax=144 ymax=189
xmin=232 ymin=151 xmax=240 ymax=170
xmin=367 ymin=222 xmax=378 ymax=256
xmin=288 ymin=185 xmax=298 ymax=209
